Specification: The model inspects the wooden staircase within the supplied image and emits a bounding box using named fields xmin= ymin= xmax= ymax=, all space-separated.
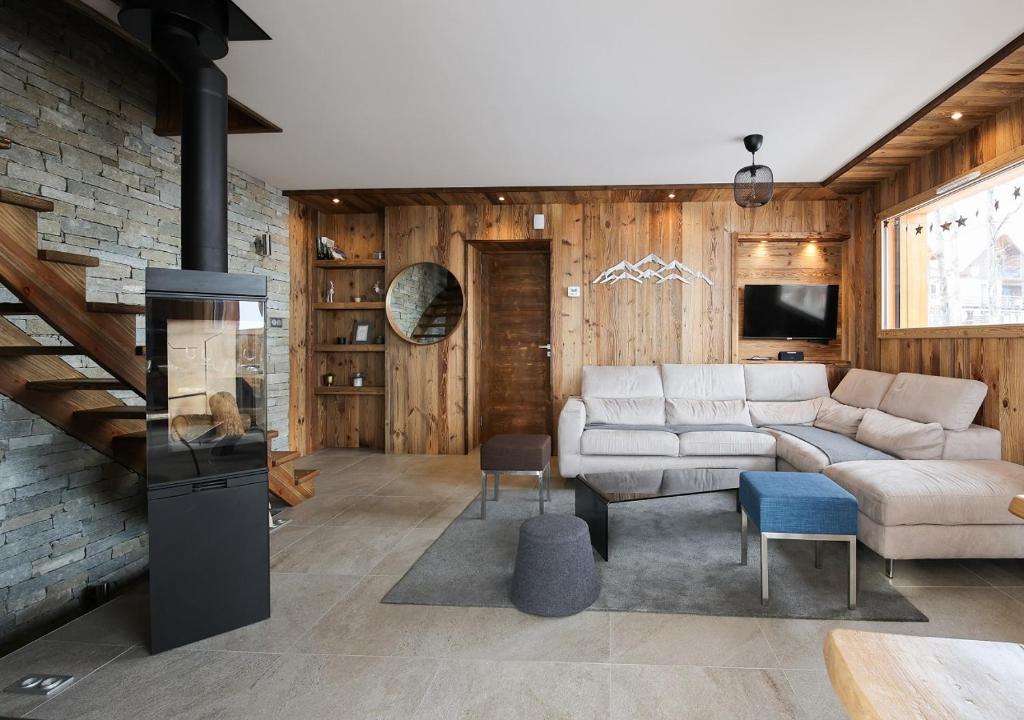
xmin=0 ymin=189 xmax=316 ymax=505
xmin=412 ymin=288 xmax=463 ymax=340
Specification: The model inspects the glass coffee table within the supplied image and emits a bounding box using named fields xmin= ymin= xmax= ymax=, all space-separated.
xmin=575 ymin=468 xmax=738 ymax=560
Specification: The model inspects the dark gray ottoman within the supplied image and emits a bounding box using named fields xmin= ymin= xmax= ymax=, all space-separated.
xmin=511 ymin=514 xmax=599 ymax=616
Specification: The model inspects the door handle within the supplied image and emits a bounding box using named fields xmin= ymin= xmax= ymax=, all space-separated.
xmin=537 ymin=344 xmax=552 ymax=350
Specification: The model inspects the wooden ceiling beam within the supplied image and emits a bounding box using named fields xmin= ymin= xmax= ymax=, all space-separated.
xmin=825 ymin=31 xmax=1024 ymax=189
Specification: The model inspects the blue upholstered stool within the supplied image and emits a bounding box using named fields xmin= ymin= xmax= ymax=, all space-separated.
xmin=738 ymin=471 xmax=859 ymax=609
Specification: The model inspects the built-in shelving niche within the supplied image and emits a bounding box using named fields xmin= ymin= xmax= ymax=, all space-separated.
xmin=313 ymin=213 xmax=387 ymax=450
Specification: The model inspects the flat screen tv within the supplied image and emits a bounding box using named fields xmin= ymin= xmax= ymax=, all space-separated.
xmin=742 ymin=284 xmax=839 ymax=340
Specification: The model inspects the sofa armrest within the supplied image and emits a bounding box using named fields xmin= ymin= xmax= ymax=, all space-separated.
xmin=557 ymin=397 xmax=587 ymax=477
xmin=942 ymin=424 xmax=1002 ymax=460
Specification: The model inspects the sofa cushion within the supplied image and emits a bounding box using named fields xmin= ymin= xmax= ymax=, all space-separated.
xmin=814 ymin=397 xmax=867 ymax=438
xmin=748 ymin=399 xmax=821 ymax=427
xmin=666 ymin=399 xmax=751 ymax=426
xmin=582 ymin=365 xmax=665 ymax=425
xmin=831 ymin=369 xmax=895 ymax=409
xmin=856 ymin=409 xmax=945 ymax=460
xmin=580 ymin=428 xmax=678 ymax=456
xmin=678 ymin=430 xmax=775 ymax=457
xmin=943 ymin=425 xmax=1003 ymax=461
xmin=767 ymin=429 xmax=831 ymax=472
xmin=824 ymin=460 xmax=1024 ymax=526
xmin=582 ymin=365 xmax=663 ymax=398
xmin=584 ymin=398 xmax=666 ymax=425
xmin=768 ymin=425 xmax=893 ymax=470
xmin=743 ymin=363 xmax=830 ymax=401
xmin=660 ymin=364 xmax=746 ymax=400
xmin=878 ymin=372 xmax=987 ymax=432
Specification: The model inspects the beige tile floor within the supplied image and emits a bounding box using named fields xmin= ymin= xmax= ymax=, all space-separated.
xmin=4 ymin=449 xmax=1024 ymax=719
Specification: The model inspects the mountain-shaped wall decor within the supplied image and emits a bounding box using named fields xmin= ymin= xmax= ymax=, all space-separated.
xmin=591 ymin=254 xmax=714 ymax=286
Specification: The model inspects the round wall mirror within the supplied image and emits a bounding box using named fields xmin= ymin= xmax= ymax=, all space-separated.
xmin=385 ymin=262 xmax=465 ymax=345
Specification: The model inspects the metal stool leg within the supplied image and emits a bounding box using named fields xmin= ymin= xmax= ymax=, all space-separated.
xmin=545 ymin=463 xmax=552 ymax=500
xmin=740 ymin=509 xmax=748 ymax=565
xmin=493 ymin=473 xmax=500 ymax=500
xmin=885 ymin=558 xmax=894 ymax=579
xmin=538 ymin=470 xmax=545 ymax=514
xmin=849 ymin=539 xmax=858 ymax=610
xmin=760 ymin=534 xmax=769 ymax=606
xmin=480 ymin=472 xmax=488 ymax=519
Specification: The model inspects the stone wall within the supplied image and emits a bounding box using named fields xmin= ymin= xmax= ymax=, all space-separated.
xmin=0 ymin=0 xmax=290 ymax=645
xmin=389 ymin=263 xmax=449 ymax=337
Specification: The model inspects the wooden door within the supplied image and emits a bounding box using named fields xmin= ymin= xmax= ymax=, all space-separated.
xmin=480 ymin=251 xmax=552 ymax=441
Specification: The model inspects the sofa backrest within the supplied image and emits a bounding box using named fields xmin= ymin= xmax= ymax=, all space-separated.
xmin=742 ymin=363 xmax=830 ymax=401
xmin=878 ymin=372 xmax=987 ymax=432
xmin=831 ymin=368 xmax=895 ymax=409
xmin=581 ymin=365 xmax=665 ymax=425
xmin=660 ymin=364 xmax=750 ymax=425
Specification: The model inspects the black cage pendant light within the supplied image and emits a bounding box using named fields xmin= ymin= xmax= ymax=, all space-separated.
xmin=733 ymin=134 xmax=774 ymax=208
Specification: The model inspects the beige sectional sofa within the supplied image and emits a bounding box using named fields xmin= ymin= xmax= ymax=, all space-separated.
xmin=558 ymin=363 xmax=1024 ymax=567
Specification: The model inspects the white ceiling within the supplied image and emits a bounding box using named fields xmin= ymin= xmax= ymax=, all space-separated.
xmin=89 ymin=0 xmax=1024 ymax=190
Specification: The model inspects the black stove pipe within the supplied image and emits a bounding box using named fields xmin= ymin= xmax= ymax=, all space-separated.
xmin=151 ymin=23 xmax=229 ymax=273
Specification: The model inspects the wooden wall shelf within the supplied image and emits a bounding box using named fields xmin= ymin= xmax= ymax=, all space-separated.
xmin=314 ymin=259 xmax=384 ymax=268
xmin=314 ymin=302 xmax=385 ymax=311
xmin=315 ymin=344 xmax=385 ymax=353
xmin=315 ymin=386 xmax=385 ymax=396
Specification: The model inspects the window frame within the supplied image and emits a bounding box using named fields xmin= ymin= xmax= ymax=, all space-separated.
xmin=877 ymin=151 xmax=1024 ymax=340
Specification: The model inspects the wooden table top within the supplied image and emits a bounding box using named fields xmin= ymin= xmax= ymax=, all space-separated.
xmin=824 ymin=629 xmax=1024 ymax=719
xmin=1010 ymin=494 xmax=1024 ymax=519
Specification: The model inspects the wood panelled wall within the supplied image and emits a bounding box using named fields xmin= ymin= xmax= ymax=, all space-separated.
xmin=383 ymin=199 xmax=857 ymax=454
xmin=861 ymin=97 xmax=1024 ymax=462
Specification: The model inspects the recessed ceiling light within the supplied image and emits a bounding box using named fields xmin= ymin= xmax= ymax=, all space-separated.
xmin=497 ymin=195 xmax=505 ymax=202
xmin=668 ymin=192 xmax=676 ymax=199
xmin=950 ymin=111 xmax=964 ymax=121
xmin=331 ymin=197 xmax=340 ymax=204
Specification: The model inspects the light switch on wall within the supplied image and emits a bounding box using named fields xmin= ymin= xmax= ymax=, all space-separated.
xmin=533 ymin=214 xmax=545 ymax=230
xmin=567 ymin=286 xmax=581 ymax=298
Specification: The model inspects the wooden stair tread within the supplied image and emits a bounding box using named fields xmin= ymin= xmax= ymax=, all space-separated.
xmin=294 ymin=467 xmax=319 ymax=486
xmin=37 ymin=249 xmax=100 ymax=267
xmin=111 ymin=430 xmax=146 ymax=443
xmin=74 ymin=404 xmax=146 ymax=419
xmin=0 ymin=189 xmax=54 ymax=212
xmin=271 ymin=449 xmax=300 ymax=466
xmin=267 ymin=429 xmax=279 ymax=441
xmin=0 ymin=302 xmax=32 ymax=314
xmin=0 ymin=345 xmax=81 ymax=356
xmin=87 ymin=301 xmax=144 ymax=314
xmin=26 ymin=377 xmax=128 ymax=391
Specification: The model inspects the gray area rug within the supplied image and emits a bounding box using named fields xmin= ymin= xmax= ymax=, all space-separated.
xmin=384 ymin=486 xmax=927 ymax=621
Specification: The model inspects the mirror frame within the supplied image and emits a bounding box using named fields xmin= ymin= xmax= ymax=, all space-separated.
xmin=385 ymin=262 xmax=465 ymax=345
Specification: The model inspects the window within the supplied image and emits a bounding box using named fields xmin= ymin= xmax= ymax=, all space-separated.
xmin=881 ymin=161 xmax=1024 ymax=331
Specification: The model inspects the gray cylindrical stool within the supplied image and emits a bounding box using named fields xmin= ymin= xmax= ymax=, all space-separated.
xmin=511 ymin=514 xmax=600 ymax=617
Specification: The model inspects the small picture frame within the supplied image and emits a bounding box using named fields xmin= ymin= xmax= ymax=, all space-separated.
xmin=351 ymin=320 xmax=373 ymax=344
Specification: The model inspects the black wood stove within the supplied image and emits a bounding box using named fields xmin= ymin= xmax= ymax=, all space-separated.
xmin=117 ymin=0 xmax=272 ymax=653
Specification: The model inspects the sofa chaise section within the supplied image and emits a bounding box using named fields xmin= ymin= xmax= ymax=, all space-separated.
xmin=825 ymin=460 xmax=1024 ymax=560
